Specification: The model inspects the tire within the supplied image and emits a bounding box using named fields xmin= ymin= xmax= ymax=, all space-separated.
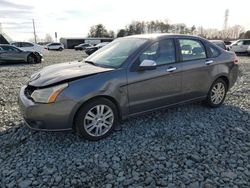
xmin=75 ymin=98 xmax=118 ymax=141
xmin=59 ymin=47 xmax=63 ymax=51
xmin=206 ymin=78 xmax=227 ymax=108
xmin=27 ymin=55 xmax=36 ymax=64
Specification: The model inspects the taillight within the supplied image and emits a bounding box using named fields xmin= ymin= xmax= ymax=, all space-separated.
xmin=233 ymin=53 xmax=239 ymax=64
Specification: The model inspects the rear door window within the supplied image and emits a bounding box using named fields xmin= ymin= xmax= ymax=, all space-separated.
xmin=178 ymin=39 xmax=206 ymax=61
xmin=243 ymin=40 xmax=250 ymax=45
xmin=1 ymin=46 xmax=20 ymax=52
xmin=12 ymin=42 xmax=21 ymax=47
xmin=208 ymin=45 xmax=220 ymax=57
xmin=22 ymin=42 xmax=34 ymax=47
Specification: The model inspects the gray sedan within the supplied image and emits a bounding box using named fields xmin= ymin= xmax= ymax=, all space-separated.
xmin=19 ymin=34 xmax=239 ymax=140
xmin=0 ymin=44 xmax=42 ymax=64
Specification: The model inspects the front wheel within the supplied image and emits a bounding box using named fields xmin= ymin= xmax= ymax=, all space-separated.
xmin=75 ymin=98 xmax=118 ymax=141
xmin=206 ymin=78 xmax=227 ymax=108
xmin=27 ymin=55 xmax=36 ymax=64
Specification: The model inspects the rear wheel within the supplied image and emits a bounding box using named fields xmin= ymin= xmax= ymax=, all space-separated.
xmin=75 ymin=98 xmax=118 ymax=141
xmin=206 ymin=78 xmax=227 ymax=107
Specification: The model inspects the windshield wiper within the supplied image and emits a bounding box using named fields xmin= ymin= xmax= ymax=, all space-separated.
xmin=85 ymin=60 xmax=96 ymax=66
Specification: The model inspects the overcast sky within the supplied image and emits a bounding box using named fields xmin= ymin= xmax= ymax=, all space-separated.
xmin=0 ymin=0 xmax=250 ymax=41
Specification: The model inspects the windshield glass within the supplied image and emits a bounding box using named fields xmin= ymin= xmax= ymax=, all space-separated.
xmin=85 ymin=38 xmax=147 ymax=68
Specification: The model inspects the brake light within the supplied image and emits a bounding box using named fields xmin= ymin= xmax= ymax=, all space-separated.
xmin=233 ymin=54 xmax=239 ymax=64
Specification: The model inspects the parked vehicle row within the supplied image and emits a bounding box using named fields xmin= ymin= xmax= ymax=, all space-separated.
xmin=19 ymin=34 xmax=239 ymax=140
xmin=209 ymin=39 xmax=250 ymax=56
xmin=84 ymin=42 xmax=109 ymax=55
xmin=45 ymin=43 xmax=64 ymax=51
xmin=74 ymin=43 xmax=92 ymax=50
xmin=210 ymin=40 xmax=228 ymax=50
xmin=0 ymin=44 xmax=42 ymax=64
xmin=229 ymin=39 xmax=250 ymax=53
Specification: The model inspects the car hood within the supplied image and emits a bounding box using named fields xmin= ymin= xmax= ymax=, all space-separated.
xmin=28 ymin=61 xmax=113 ymax=87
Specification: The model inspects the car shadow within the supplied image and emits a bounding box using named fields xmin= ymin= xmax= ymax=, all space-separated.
xmin=0 ymin=62 xmax=31 ymax=66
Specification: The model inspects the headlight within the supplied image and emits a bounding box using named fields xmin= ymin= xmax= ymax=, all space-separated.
xmin=31 ymin=83 xmax=68 ymax=103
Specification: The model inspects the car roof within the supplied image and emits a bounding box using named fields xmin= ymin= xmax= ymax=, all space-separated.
xmin=11 ymin=41 xmax=34 ymax=44
xmin=0 ymin=44 xmax=14 ymax=47
xmin=210 ymin=40 xmax=225 ymax=44
xmin=210 ymin=40 xmax=224 ymax=42
xmin=236 ymin=39 xmax=250 ymax=41
xmin=125 ymin=33 xmax=205 ymax=40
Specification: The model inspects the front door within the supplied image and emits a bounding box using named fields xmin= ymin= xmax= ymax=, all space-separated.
xmin=127 ymin=39 xmax=182 ymax=114
xmin=0 ymin=46 xmax=23 ymax=62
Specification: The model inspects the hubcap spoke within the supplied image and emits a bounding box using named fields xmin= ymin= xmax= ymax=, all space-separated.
xmin=83 ymin=104 xmax=114 ymax=137
xmin=211 ymin=82 xmax=225 ymax=104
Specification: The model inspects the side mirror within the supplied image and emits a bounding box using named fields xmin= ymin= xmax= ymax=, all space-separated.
xmin=138 ymin=59 xmax=157 ymax=71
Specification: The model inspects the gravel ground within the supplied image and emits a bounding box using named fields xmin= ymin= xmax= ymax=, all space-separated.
xmin=0 ymin=50 xmax=249 ymax=188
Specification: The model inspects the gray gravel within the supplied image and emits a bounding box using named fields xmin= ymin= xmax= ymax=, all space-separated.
xmin=0 ymin=50 xmax=249 ymax=187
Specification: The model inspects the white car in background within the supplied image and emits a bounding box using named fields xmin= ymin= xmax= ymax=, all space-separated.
xmin=229 ymin=39 xmax=250 ymax=53
xmin=45 ymin=43 xmax=64 ymax=51
xmin=11 ymin=42 xmax=44 ymax=54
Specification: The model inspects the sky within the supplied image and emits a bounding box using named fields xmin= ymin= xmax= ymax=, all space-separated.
xmin=0 ymin=0 xmax=250 ymax=41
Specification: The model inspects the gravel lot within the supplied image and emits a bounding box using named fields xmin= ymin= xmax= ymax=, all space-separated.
xmin=0 ymin=50 xmax=249 ymax=188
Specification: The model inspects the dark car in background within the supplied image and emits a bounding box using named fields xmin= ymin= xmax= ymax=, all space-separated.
xmin=85 ymin=42 xmax=109 ymax=55
xmin=210 ymin=40 xmax=227 ymax=50
xmin=19 ymin=34 xmax=238 ymax=140
xmin=74 ymin=43 xmax=92 ymax=51
xmin=0 ymin=44 xmax=42 ymax=64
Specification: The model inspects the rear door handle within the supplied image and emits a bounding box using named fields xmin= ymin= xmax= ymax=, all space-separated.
xmin=166 ymin=67 xmax=177 ymax=72
xmin=205 ymin=60 xmax=214 ymax=65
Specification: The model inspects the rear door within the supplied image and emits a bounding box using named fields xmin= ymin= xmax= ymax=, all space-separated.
xmin=127 ymin=39 xmax=182 ymax=114
xmin=177 ymin=38 xmax=215 ymax=100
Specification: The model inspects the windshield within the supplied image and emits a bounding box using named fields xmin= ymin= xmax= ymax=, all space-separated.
xmin=85 ymin=38 xmax=147 ymax=68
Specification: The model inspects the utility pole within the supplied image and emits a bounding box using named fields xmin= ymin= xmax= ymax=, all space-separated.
xmin=32 ymin=19 xmax=37 ymax=43
xmin=223 ymin=9 xmax=229 ymax=31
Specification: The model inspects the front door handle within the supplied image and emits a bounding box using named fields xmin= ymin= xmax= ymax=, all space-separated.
xmin=205 ymin=60 xmax=214 ymax=65
xmin=166 ymin=67 xmax=177 ymax=72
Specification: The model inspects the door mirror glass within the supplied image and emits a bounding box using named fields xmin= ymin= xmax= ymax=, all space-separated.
xmin=138 ymin=59 xmax=156 ymax=70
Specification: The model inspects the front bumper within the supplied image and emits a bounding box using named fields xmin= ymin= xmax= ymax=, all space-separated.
xmin=18 ymin=86 xmax=75 ymax=131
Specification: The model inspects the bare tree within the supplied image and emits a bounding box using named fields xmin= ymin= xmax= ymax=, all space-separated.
xmin=88 ymin=24 xmax=110 ymax=38
xmin=44 ymin=33 xmax=53 ymax=42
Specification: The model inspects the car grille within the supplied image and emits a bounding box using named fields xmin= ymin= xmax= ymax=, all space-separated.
xmin=24 ymin=85 xmax=36 ymax=99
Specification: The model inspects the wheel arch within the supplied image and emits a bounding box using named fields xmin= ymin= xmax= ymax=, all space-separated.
xmin=27 ymin=52 xmax=37 ymax=63
xmin=214 ymin=75 xmax=229 ymax=91
xmin=71 ymin=95 xmax=122 ymax=130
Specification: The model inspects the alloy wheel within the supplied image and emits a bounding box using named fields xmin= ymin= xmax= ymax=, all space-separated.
xmin=211 ymin=82 xmax=225 ymax=104
xmin=83 ymin=105 xmax=114 ymax=137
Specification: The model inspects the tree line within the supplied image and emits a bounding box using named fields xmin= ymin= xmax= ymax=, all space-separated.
xmin=88 ymin=20 xmax=250 ymax=40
